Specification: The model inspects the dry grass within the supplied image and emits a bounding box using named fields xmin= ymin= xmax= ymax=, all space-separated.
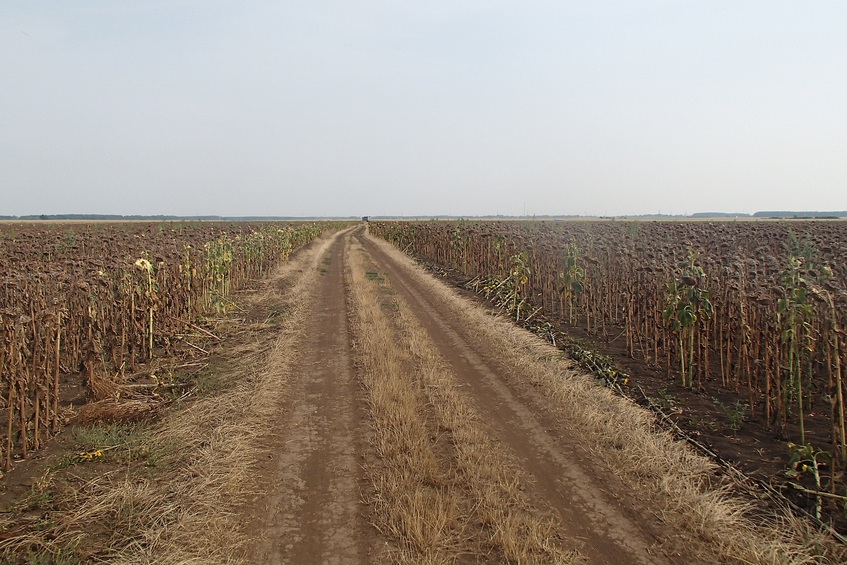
xmin=347 ymin=236 xmax=581 ymax=564
xmin=393 ymin=282 xmax=581 ymax=564
xmin=0 ymin=231 xmax=344 ymax=564
xmin=366 ymin=231 xmax=847 ymax=565
xmin=347 ymin=238 xmax=466 ymax=563
xmin=73 ymin=398 xmax=162 ymax=426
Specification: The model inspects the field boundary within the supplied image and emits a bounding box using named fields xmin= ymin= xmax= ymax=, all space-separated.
xmin=366 ymin=229 xmax=846 ymax=564
xmin=458 ymin=262 xmax=847 ymax=545
xmin=0 ymin=229 xmax=346 ymax=562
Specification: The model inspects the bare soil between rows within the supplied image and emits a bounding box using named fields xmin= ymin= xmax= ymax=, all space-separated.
xmin=426 ymin=262 xmax=847 ymax=535
xmin=1 ymin=227 xmax=841 ymax=563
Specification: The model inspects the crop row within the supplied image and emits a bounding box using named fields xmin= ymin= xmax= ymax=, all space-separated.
xmin=0 ymin=222 xmax=330 ymax=469
xmin=371 ymin=220 xmax=847 ymax=504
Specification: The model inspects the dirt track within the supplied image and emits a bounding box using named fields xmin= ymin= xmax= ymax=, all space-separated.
xmin=0 ymin=226 xmax=836 ymax=564
xmin=247 ymin=233 xmax=367 ymax=563
xmin=243 ymin=227 xmax=713 ymax=564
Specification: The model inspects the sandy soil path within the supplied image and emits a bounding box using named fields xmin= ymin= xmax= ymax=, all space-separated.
xmin=360 ymin=235 xmax=678 ymax=565
xmin=0 ymin=227 xmax=833 ymax=564
xmin=242 ymin=227 xmax=752 ymax=564
xmin=246 ymin=232 xmax=372 ymax=564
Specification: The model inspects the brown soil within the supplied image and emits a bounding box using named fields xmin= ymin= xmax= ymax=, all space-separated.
xmin=431 ymin=264 xmax=846 ymax=533
xmin=244 ymin=232 xmax=375 ymax=563
xmin=245 ymin=228 xmax=778 ymax=564
xmin=0 ymin=231 xmax=343 ymax=562
xmin=360 ymin=236 xmax=683 ymax=564
xmin=2 ymin=226 xmax=840 ymax=563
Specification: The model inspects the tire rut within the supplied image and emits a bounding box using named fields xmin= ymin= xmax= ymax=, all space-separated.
xmin=361 ymin=234 xmax=686 ymax=565
xmin=247 ymin=232 xmax=371 ymax=564
xmin=243 ymin=229 xmax=695 ymax=564
xmin=347 ymin=233 xmax=581 ymax=563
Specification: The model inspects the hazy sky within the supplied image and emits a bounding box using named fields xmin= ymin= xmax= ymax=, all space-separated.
xmin=1 ymin=2 xmax=845 ymax=217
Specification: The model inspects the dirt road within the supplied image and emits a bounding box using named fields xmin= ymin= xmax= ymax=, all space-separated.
xmin=0 ymin=227 xmax=834 ymax=564
xmin=247 ymin=233 xmax=368 ymax=563
xmin=241 ymin=227 xmax=798 ymax=564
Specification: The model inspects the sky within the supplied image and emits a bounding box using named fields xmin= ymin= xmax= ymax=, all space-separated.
xmin=1 ymin=1 xmax=845 ymax=217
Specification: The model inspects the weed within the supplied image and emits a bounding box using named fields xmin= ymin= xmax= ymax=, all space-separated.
xmin=49 ymin=453 xmax=80 ymax=472
xmin=687 ymin=415 xmax=719 ymax=433
xmin=721 ymin=400 xmax=748 ymax=432
xmin=68 ymin=423 xmax=165 ymax=467
xmin=21 ymin=487 xmax=54 ymax=512
xmin=653 ymin=387 xmax=681 ymax=414
xmin=73 ymin=424 xmax=132 ymax=452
